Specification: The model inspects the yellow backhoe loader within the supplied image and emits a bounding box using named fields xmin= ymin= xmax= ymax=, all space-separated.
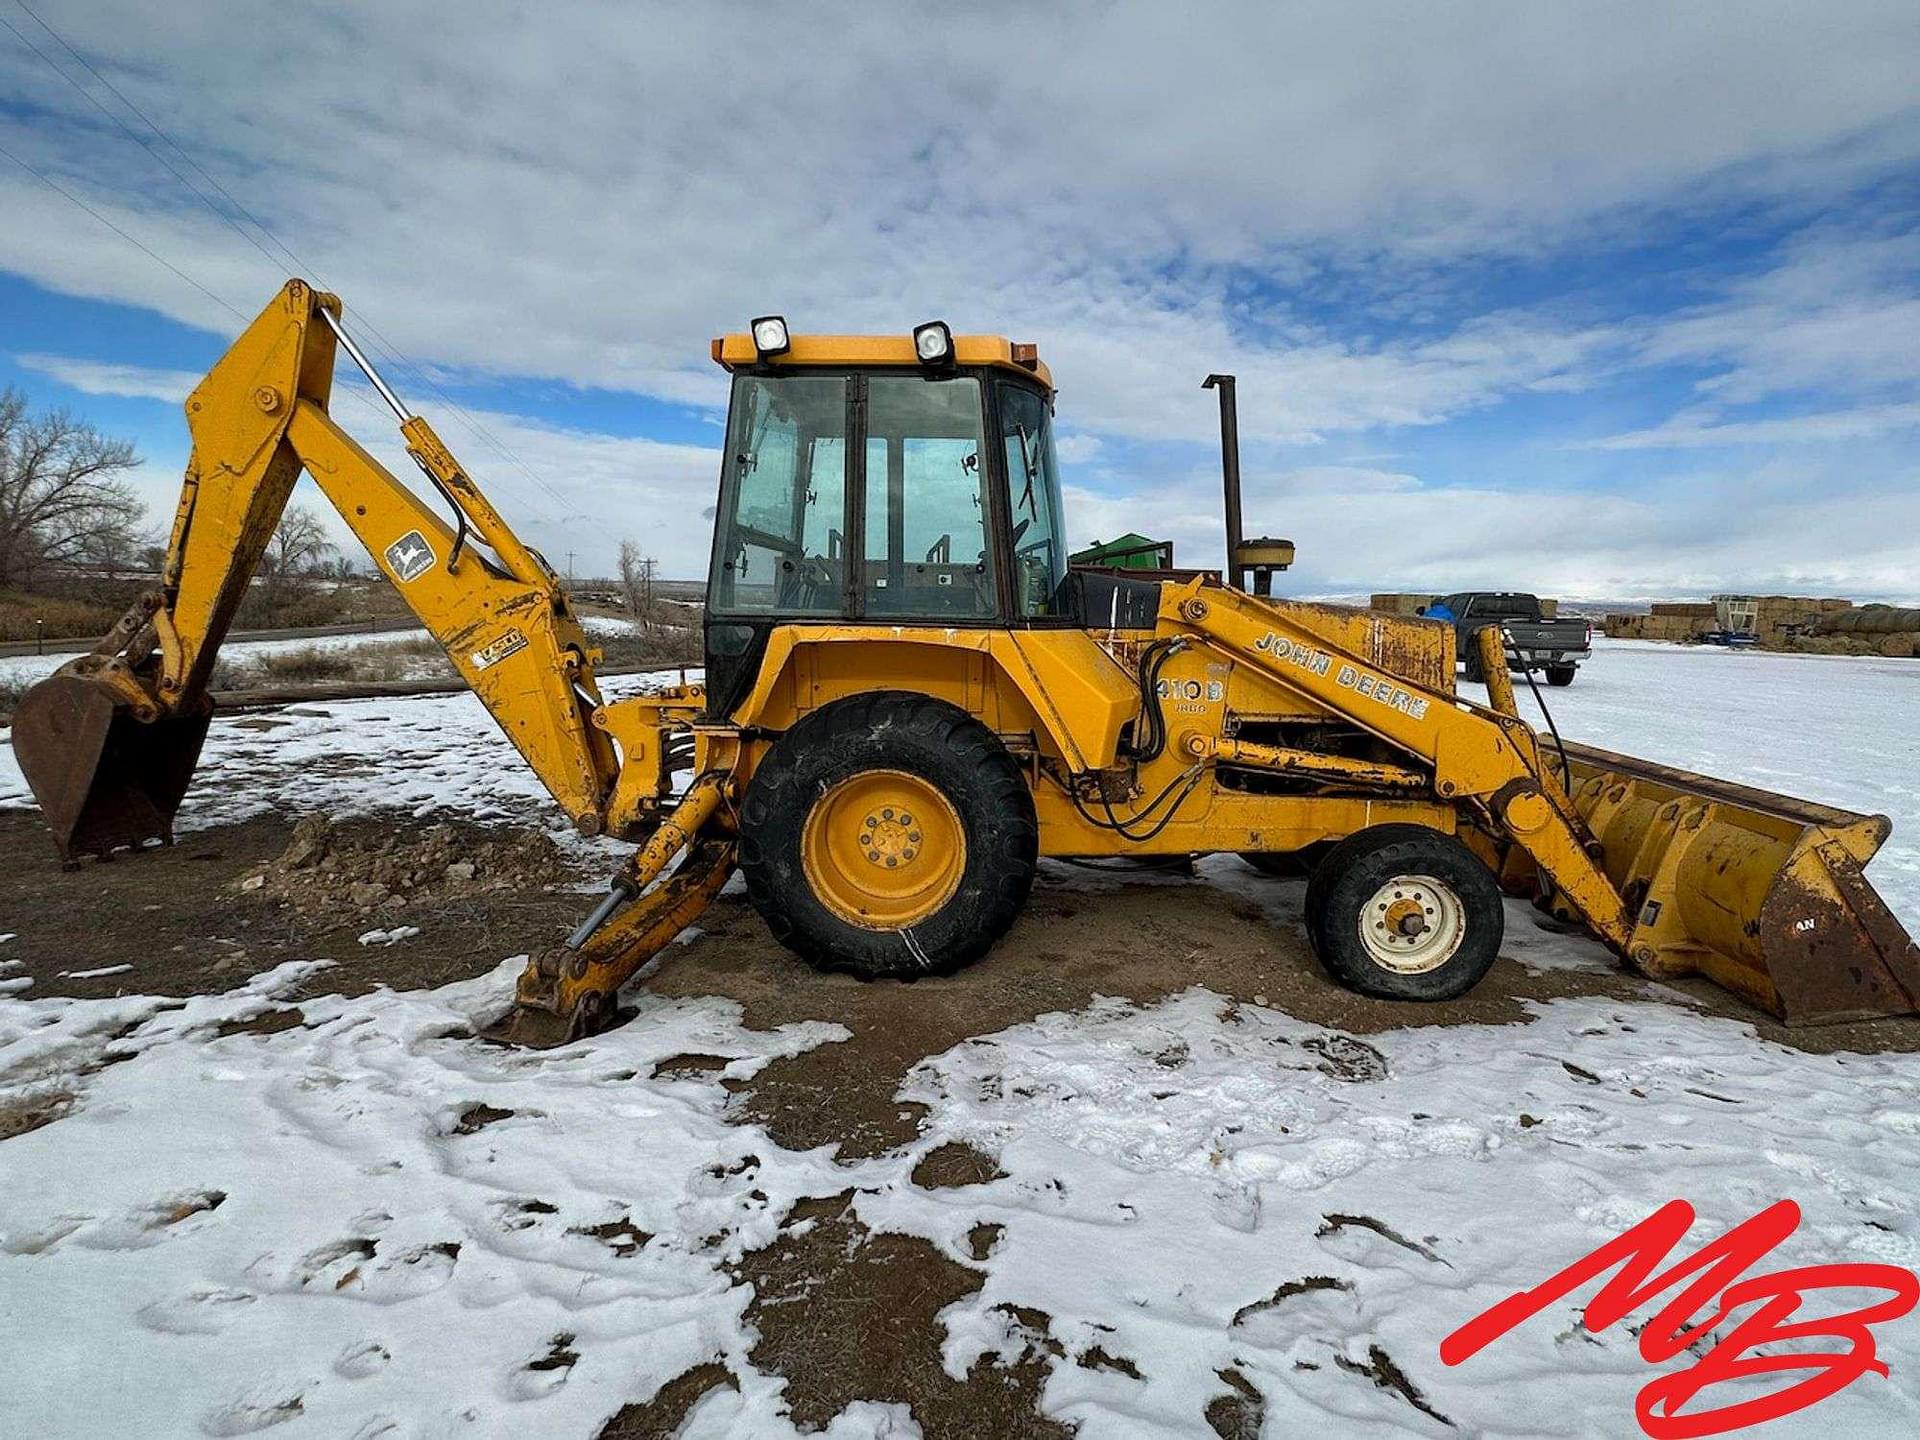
xmin=14 ymin=281 xmax=1918 ymax=1046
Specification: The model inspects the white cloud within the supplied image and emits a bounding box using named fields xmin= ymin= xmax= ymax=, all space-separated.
xmin=14 ymin=353 xmax=201 ymax=403
xmin=1580 ymin=403 xmax=1920 ymax=451
xmin=1053 ymin=432 xmax=1104 ymax=465
xmin=2 ymin=2 xmax=1916 ymax=589
xmin=1 ymin=2 xmax=1914 ymax=429
xmin=82 ymin=364 xmax=723 ymax=579
xmin=1067 ymin=452 xmax=1920 ymax=602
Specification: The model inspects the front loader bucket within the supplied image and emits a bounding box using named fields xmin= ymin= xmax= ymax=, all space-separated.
xmin=1543 ymin=740 xmax=1920 ymax=1025
xmin=11 ymin=672 xmax=210 ymax=863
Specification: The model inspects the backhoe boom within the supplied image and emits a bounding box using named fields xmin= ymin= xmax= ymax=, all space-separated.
xmin=16 ymin=279 xmax=623 ymax=853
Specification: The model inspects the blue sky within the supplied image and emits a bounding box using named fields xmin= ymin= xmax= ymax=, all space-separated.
xmin=2 ymin=2 xmax=1917 ymax=598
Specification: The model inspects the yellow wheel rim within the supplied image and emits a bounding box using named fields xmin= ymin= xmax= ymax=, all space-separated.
xmin=801 ymin=769 xmax=965 ymax=930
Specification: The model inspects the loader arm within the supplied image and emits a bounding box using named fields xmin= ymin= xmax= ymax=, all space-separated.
xmin=1163 ymin=579 xmax=1918 ymax=1022
xmin=16 ymin=279 xmax=622 ymax=852
xmin=1161 ymin=578 xmax=1634 ymax=948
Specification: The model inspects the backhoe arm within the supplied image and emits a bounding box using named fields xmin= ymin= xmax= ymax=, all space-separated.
xmin=18 ymin=279 xmax=621 ymax=854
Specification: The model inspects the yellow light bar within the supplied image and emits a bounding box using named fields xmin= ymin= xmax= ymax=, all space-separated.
xmin=710 ymin=332 xmax=1053 ymax=391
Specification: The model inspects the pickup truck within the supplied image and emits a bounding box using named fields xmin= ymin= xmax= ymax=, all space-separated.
xmin=1423 ymin=592 xmax=1593 ymax=686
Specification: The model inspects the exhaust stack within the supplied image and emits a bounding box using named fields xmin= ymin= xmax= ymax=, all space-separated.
xmin=1203 ymin=373 xmax=1295 ymax=596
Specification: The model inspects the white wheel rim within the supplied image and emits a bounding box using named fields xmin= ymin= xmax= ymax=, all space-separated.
xmin=1358 ymin=873 xmax=1466 ymax=974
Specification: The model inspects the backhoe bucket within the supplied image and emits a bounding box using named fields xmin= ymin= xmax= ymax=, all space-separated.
xmin=1541 ymin=740 xmax=1920 ymax=1025
xmin=11 ymin=672 xmax=210 ymax=863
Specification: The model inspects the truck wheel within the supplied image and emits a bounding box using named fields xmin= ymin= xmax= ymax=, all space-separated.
xmin=1459 ymin=641 xmax=1485 ymax=684
xmin=1545 ymin=664 xmax=1576 ymax=687
xmin=739 ymin=692 xmax=1037 ymax=980
xmin=1303 ymin=825 xmax=1503 ymax=1001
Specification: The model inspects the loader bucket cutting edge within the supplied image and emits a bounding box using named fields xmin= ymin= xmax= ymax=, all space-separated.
xmin=11 ymin=673 xmax=210 ymax=863
xmin=1544 ymin=740 xmax=1920 ymax=1026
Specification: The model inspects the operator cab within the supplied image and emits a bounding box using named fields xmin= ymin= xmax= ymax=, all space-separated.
xmin=704 ymin=323 xmax=1068 ymax=633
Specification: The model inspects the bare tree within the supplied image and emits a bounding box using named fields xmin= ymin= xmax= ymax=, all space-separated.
xmin=0 ymin=386 xmax=144 ymax=590
xmin=617 ymin=540 xmax=657 ymax=632
xmin=257 ymin=507 xmax=336 ymax=603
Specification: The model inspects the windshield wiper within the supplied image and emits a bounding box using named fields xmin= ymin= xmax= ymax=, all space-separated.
xmin=1014 ymin=423 xmax=1041 ymax=520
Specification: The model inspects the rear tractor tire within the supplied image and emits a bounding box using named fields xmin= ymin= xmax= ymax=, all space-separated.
xmin=739 ymin=692 xmax=1038 ymax=980
xmin=1302 ymin=824 xmax=1504 ymax=1001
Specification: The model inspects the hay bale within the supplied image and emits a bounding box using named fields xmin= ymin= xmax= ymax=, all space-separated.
xmin=1369 ymin=593 xmax=1438 ymax=617
xmin=1877 ymin=633 xmax=1920 ymax=659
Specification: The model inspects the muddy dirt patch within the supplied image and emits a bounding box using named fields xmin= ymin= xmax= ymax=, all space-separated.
xmin=0 ymin=810 xmax=595 ymax=1002
xmin=241 ymin=814 xmax=569 ymax=917
xmin=911 ymin=1140 xmax=1005 ymax=1190
xmin=732 ymin=1190 xmax=1070 ymax=1440
xmin=0 ymin=1087 xmax=76 ymax=1141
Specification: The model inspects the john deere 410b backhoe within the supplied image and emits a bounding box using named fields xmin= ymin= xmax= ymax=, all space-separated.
xmin=15 ymin=281 xmax=1919 ymax=1045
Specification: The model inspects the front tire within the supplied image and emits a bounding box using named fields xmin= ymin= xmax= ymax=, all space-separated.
xmin=1303 ymin=825 xmax=1504 ymax=1001
xmin=1459 ymin=634 xmax=1485 ymax=684
xmin=739 ymin=692 xmax=1037 ymax=980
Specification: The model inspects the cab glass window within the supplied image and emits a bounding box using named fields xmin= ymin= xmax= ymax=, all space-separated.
xmin=862 ymin=375 xmax=995 ymax=618
xmin=996 ymin=381 xmax=1066 ymax=617
xmin=709 ymin=375 xmax=847 ymax=615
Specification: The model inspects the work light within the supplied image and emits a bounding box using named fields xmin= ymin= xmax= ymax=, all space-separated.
xmin=913 ymin=321 xmax=954 ymax=366
xmin=750 ymin=315 xmax=790 ymax=359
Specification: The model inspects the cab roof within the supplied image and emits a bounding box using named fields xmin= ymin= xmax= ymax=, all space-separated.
xmin=710 ymin=332 xmax=1053 ymax=392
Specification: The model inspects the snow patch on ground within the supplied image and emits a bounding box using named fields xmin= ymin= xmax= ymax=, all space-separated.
xmin=0 ymin=670 xmax=704 ymax=867
xmin=3 ymin=643 xmax=1919 ymax=1434
xmin=356 ymin=927 xmax=421 ymax=948
xmin=0 ymin=961 xmax=853 ymax=1438
xmin=5 ymin=958 xmax=1917 ymax=1436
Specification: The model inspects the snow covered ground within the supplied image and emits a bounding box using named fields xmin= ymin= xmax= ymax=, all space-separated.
xmin=1460 ymin=638 xmax=1920 ymax=936
xmin=3 ymin=644 xmax=1918 ymax=1437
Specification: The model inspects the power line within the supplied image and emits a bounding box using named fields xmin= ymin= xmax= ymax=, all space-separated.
xmin=0 ymin=145 xmax=423 ymax=448
xmin=7 ymin=0 xmax=573 ymax=524
xmin=0 ymin=10 xmax=291 ymax=285
xmin=0 ymin=138 xmax=248 ymax=324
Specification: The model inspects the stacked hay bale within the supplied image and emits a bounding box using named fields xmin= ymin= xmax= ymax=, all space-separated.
xmin=1369 ymin=593 xmax=1437 ymax=616
xmin=1606 ymin=597 xmax=1879 ymax=650
xmin=1811 ymin=605 xmax=1920 ymax=658
xmin=1750 ymin=596 xmax=1852 ymax=647
xmin=1610 ymin=602 xmax=1718 ymax=642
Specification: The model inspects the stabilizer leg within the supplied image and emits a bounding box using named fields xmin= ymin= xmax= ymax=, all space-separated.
xmin=479 ymin=775 xmax=734 ymax=1047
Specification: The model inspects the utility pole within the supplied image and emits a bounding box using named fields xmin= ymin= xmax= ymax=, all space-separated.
xmin=565 ymin=549 xmax=575 ymax=587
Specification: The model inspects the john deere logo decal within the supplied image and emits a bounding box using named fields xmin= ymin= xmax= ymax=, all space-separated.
xmin=385 ymin=530 xmax=435 ymax=582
